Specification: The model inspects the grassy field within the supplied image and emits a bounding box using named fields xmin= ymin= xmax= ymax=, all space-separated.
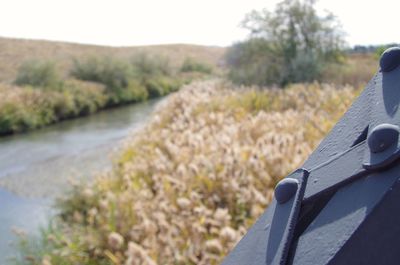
xmin=321 ymin=53 xmax=378 ymax=87
xmin=0 ymin=37 xmax=226 ymax=82
xmin=14 ymin=80 xmax=361 ymax=265
xmin=0 ymin=37 xmax=225 ymax=135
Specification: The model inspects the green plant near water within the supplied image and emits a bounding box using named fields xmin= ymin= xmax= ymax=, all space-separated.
xmin=71 ymin=54 xmax=182 ymax=103
xmin=180 ymin=57 xmax=213 ymax=74
xmin=0 ymin=80 xmax=107 ymax=134
xmin=71 ymin=57 xmax=131 ymax=91
xmin=131 ymin=53 xmax=172 ymax=80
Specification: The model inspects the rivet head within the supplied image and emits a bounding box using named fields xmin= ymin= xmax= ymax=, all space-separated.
xmin=368 ymin=124 xmax=399 ymax=153
xmin=274 ymin=178 xmax=299 ymax=204
xmin=380 ymin=47 xmax=400 ymax=72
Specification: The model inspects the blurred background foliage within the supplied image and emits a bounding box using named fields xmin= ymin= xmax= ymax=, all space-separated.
xmin=226 ymin=0 xmax=345 ymax=87
xmin=15 ymin=60 xmax=63 ymax=89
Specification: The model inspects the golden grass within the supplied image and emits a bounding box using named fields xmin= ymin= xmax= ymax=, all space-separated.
xmin=321 ymin=53 xmax=378 ymax=88
xmin=19 ymin=80 xmax=361 ymax=265
xmin=0 ymin=37 xmax=226 ymax=82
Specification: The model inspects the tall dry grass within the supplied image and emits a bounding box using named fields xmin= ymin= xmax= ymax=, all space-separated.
xmin=16 ymin=80 xmax=360 ymax=265
xmin=321 ymin=53 xmax=378 ymax=88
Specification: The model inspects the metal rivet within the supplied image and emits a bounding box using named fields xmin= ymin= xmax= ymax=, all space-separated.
xmin=274 ymin=178 xmax=299 ymax=204
xmin=368 ymin=123 xmax=399 ymax=153
xmin=380 ymin=47 xmax=400 ymax=72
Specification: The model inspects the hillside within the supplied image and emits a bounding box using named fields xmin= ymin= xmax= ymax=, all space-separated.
xmin=0 ymin=37 xmax=226 ymax=82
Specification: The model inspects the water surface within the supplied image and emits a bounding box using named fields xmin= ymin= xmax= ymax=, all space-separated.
xmin=0 ymin=99 xmax=160 ymax=263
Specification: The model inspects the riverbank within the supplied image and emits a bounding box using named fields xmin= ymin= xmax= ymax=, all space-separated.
xmin=0 ymin=45 xmax=218 ymax=136
xmin=14 ymin=80 xmax=360 ymax=264
xmin=0 ymin=99 xmax=161 ymax=198
xmin=0 ymin=98 xmax=163 ymax=264
xmin=0 ymin=76 xmax=182 ymax=136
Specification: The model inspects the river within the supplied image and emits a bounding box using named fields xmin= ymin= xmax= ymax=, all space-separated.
xmin=0 ymin=98 xmax=161 ymax=263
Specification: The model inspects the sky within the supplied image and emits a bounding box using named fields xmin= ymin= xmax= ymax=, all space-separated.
xmin=0 ymin=0 xmax=398 ymax=47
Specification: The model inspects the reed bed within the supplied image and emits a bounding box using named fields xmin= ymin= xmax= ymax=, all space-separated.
xmin=18 ymin=80 xmax=359 ymax=265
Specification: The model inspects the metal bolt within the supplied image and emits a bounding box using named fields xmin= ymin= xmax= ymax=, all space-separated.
xmin=274 ymin=178 xmax=299 ymax=204
xmin=368 ymin=123 xmax=399 ymax=153
xmin=380 ymin=47 xmax=400 ymax=72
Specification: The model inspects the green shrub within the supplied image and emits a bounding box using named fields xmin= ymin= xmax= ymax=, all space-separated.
xmin=71 ymin=55 xmax=177 ymax=104
xmin=0 ymin=102 xmax=31 ymax=134
xmin=51 ymin=91 xmax=78 ymax=119
xmin=124 ymin=80 xmax=149 ymax=102
xmin=131 ymin=53 xmax=172 ymax=82
xmin=0 ymin=104 xmax=13 ymax=134
xmin=14 ymin=60 xmax=62 ymax=89
xmin=0 ymin=87 xmax=57 ymax=134
xmin=144 ymin=76 xmax=181 ymax=98
xmin=62 ymin=79 xmax=107 ymax=115
xmin=180 ymin=57 xmax=213 ymax=74
xmin=106 ymin=80 xmax=149 ymax=104
xmin=145 ymin=79 xmax=165 ymax=98
xmin=70 ymin=56 xmax=131 ymax=92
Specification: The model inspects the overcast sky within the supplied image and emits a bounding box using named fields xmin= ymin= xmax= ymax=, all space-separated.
xmin=0 ymin=0 xmax=398 ymax=47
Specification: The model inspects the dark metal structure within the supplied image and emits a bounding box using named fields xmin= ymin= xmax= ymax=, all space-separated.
xmin=222 ymin=47 xmax=400 ymax=265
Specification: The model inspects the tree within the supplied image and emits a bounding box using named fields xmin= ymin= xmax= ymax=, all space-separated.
xmin=226 ymin=0 xmax=345 ymax=86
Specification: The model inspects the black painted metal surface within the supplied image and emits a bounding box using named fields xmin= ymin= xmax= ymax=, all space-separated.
xmin=222 ymin=47 xmax=400 ymax=265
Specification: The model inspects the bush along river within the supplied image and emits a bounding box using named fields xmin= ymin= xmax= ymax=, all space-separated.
xmin=0 ymin=98 xmax=161 ymax=264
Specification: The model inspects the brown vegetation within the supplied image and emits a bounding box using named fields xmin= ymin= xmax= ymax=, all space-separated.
xmin=321 ymin=53 xmax=378 ymax=88
xmin=16 ymin=80 xmax=360 ymax=265
xmin=0 ymin=37 xmax=226 ymax=82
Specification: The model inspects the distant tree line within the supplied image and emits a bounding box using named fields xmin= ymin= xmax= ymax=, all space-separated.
xmin=347 ymin=44 xmax=400 ymax=55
